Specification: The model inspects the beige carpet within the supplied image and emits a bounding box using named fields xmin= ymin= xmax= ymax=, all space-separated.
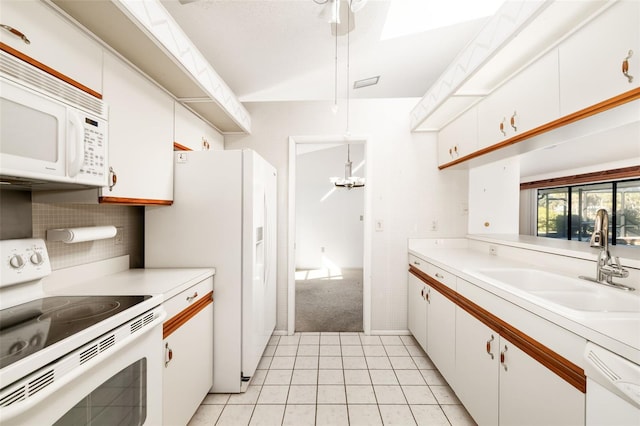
xmin=295 ymin=268 xmax=363 ymax=332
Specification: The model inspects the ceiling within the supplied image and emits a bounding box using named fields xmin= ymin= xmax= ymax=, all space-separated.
xmin=159 ymin=0 xmax=490 ymax=103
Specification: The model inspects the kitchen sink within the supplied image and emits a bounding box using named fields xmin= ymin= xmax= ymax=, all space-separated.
xmin=471 ymin=268 xmax=640 ymax=317
xmin=475 ymin=268 xmax=593 ymax=292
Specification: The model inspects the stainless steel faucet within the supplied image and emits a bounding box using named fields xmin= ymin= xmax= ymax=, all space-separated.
xmin=580 ymin=208 xmax=632 ymax=290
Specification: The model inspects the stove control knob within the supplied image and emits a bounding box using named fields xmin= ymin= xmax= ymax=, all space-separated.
xmin=30 ymin=252 xmax=44 ymax=266
xmin=9 ymin=254 xmax=25 ymax=269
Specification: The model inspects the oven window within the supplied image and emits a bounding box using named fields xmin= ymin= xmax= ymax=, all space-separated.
xmin=53 ymin=359 xmax=147 ymax=426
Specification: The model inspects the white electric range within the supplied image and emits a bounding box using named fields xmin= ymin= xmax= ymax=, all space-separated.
xmin=0 ymin=238 xmax=165 ymax=426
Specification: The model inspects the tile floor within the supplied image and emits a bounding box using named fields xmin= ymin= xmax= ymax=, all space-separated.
xmin=187 ymin=332 xmax=476 ymax=426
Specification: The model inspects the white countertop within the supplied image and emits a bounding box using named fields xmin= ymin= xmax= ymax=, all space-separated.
xmin=43 ymin=255 xmax=215 ymax=305
xmin=408 ymin=239 xmax=640 ymax=365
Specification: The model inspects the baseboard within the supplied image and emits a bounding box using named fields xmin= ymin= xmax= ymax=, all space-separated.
xmin=368 ymin=329 xmax=412 ymax=336
xmin=271 ymin=330 xmax=289 ymax=336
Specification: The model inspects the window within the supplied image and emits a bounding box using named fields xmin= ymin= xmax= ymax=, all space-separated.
xmin=536 ymin=179 xmax=640 ymax=246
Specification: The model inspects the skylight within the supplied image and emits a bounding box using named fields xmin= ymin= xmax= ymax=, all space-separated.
xmin=381 ymin=0 xmax=504 ymax=40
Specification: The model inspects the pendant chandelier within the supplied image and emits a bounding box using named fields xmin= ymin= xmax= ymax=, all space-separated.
xmin=332 ymin=144 xmax=364 ymax=189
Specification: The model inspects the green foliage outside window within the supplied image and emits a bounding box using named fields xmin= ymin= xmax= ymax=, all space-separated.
xmin=537 ymin=179 xmax=639 ymax=246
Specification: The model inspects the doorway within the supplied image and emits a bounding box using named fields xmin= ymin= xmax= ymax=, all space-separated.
xmin=287 ymin=136 xmax=371 ymax=335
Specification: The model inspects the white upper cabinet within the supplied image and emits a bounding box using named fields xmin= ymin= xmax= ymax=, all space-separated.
xmin=0 ymin=0 xmax=102 ymax=95
xmin=174 ymin=102 xmax=224 ymax=151
xmin=438 ymin=106 xmax=478 ymax=166
xmin=559 ymin=0 xmax=640 ymax=116
xmin=478 ymin=49 xmax=560 ymax=150
xmin=102 ymin=53 xmax=174 ymax=202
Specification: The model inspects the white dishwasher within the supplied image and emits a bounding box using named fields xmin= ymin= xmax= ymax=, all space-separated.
xmin=584 ymin=342 xmax=640 ymax=426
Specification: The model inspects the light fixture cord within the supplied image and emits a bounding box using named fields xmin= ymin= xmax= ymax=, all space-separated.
xmin=346 ymin=0 xmax=350 ymax=134
xmin=334 ymin=11 xmax=338 ymax=112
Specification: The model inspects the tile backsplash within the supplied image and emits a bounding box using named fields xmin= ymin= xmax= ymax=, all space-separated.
xmin=32 ymin=203 xmax=144 ymax=270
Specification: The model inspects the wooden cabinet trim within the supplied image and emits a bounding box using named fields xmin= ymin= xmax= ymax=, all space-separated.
xmin=99 ymin=196 xmax=173 ymax=206
xmin=163 ymin=291 xmax=213 ymax=339
xmin=409 ymin=265 xmax=586 ymax=393
xmin=173 ymin=142 xmax=192 ymax=151
xmin=1 ymin=42 xmax=102 ymax=99
xmin=439 ymin=87 xmax=640 ymax=170
xmin=520 ymin=165 xmax=640 ymax=190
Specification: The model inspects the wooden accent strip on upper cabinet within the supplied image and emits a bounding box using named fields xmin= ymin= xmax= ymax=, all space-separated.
xmin=99 ymin=196 xmax=173 ymax=206
xmin=173 ymin=142 xmax=192 ymax=151
xmin=439 ymin=87 xmax=640 ymax=170
xmin=408 ymin=265 xmax=587 ymax=393
xmin=163 ymin=291 xmax=213 ymax=339
xmin=520 ymin=165 xmax=640 ymax=190
xmin=0 ymin=42 xmax=102 ymax=99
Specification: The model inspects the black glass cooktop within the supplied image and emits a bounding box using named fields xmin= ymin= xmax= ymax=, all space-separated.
xmin=0 ymin=295 xmax=150 ymax=369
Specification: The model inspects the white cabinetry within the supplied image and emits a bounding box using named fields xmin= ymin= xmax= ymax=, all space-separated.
xmin=455 ymin=306 xmax=499 ymax=425
xmin=478 ymin=50 xmax=560 ymax=149
xmin=0 ymin=0 xmax=102 ymax=94
xmin=407 ymin=256 xmax=456 ymax=385
xmin=163 ymin=277 xmax=214 ymax=426
xmin=407 ymin=271 xmax=427 ymax=350
xmin=559 ymin=0 xmax=640 ymax=116
xmin=102 ymin=53 xmax=174 ymax=202
xmin=174 ymin=102 xmax=224 ymax=151
xmin=455 ymin=280 xmax=585 ymax=426
xmin=437 ymin=106 xmax=478 ymax=166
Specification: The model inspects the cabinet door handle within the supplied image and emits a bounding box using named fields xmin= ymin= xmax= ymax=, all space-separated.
xmin=510 ymin=111 xmax=517 ymax=132
xmin=165 ymin=342 xmax=173 ymax=367
xmin=108 ymin=167 xmax=117 ymax=191
xmin=435 ymin=273 xmax=444 ymax=280
xmin=486 ymin=335 xmax=495 ymax=360
xmin=500 ymin=345 xmax=508 ymax=371
xmin=186 ymin=291 xmax=198 ymax=302
xmin=453 ymin=145 xmax=458 ymax=157
xmin=623 ymin=50 xmax=634 ymax=83
xmin=426 ymin=288 xmax=431 ymax=303
xmin=413 ymin=260 xmax=421 ymax=266
xmin=499 ymin=118 xmax=506 ymax=136
xmin=0 ymin=24 xmax=30 ymax=44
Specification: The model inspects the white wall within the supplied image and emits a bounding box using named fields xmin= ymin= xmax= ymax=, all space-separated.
xmin=296 ymin=144 xmax=364 ymax=270
xmin=468 ymin=157 xmax=520 ymax=234
xmin=225 ymin=99 xmax=469 ymax=332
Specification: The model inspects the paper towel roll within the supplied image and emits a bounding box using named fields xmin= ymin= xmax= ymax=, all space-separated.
xmin=47 ymin=226 xmax=117 ymax=244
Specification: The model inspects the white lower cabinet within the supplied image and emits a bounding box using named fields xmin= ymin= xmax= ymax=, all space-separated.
xmin=455 ymin=307 xmax=499 ymax=425
xmin=426 ymin=287 xmax=456 ymax=385
xmin=162 ymin=278 xmax=214 ymax=426
xmin=407 ymin=272 xmax=428 ymax=350
xmin=408 ymin=257 xmax=585 ymax=426
xmin=408 ymin=257 xmax=456 ymax=385
xmin=454 ymin=293 xmax=585 ymax=426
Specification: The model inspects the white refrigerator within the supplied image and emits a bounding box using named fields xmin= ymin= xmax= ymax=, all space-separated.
xmin=145 ymin=149 xmax=277 ymax=393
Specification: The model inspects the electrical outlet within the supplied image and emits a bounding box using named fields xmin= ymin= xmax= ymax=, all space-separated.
xmin=489 ymin=245 xmax=497 ymax=256
xmin=115 ymin=227 xmax=124 ymax=245
xmin=431 ymin=220 xmax=438 ymax=231
xmin=375 ymin=220 xmax=384 ymax=232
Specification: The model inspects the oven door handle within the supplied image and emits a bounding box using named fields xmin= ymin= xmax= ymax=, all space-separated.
xmin=0 ymin=309 xmax=166 ymax=423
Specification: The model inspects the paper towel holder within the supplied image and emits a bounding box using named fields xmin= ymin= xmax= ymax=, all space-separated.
xmin=47 ymin=226 xmax=118 ymax=244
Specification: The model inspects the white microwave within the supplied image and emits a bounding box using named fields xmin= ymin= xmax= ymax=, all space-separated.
xmin=0 ymin=60 xmax=108 ymax=189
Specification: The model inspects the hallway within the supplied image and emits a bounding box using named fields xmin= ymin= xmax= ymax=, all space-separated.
xmin=295 ymin=268 xmax=363 ymax=332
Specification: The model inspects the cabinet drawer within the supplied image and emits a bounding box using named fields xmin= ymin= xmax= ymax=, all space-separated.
xmin=164 ymin=277 xmax=214 ymax=319
xmin=428 ymin=265 xmax=456 ymax=290
xmin=409 ymin=254 xmax=428 ymax=274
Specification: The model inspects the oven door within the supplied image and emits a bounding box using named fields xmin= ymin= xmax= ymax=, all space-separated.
xmin=0 ymin=308 xmax=165 ymax=426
